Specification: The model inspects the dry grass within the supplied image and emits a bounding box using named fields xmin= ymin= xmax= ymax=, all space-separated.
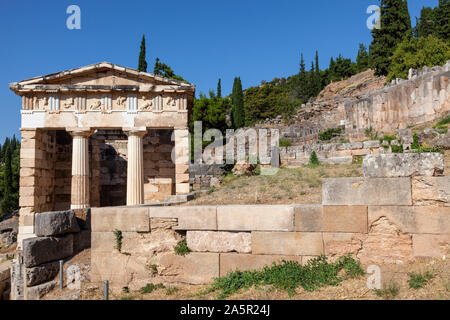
xmin=183 ymin=163 xmax=362 ymax=206
xmin=76 ymin=258 xmax=449 ymax=301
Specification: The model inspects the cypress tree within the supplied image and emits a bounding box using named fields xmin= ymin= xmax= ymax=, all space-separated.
xmin=138 ymin=35 xmax=148 ymax=72
xmin=414 ymin=6 xmax=437 ymax=38
xmin=369 ymin=0 xmax=413 ymax=76
xmin=231 ymin=77 xmax=245 ymax=129
xmin=314 ymin=51 xmax=321 ymax=96
xmin=356 ymin=43 xmax=370 ymax=72
xmin=217 ymin=79 xmax=222 ymax=98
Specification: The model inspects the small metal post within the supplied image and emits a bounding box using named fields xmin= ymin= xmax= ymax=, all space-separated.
xmin=104 ymin=280 xmax=109 ymax=300
xmin=59 ymin=260 xmax=63 ymax=291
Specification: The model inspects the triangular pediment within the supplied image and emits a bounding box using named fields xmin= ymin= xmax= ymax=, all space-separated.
xmin=10 ymin=62 xmax=194 ymax=93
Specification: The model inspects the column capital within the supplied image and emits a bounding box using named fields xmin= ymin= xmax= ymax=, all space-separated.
xmin=123 ymin=127 xmax=147 ymax=137
xmin=67 ymin=128 xmax=93 ymax=138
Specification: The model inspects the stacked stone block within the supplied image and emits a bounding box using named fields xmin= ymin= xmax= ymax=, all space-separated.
xmin=90 ymin=153 xmax=449 ymax=292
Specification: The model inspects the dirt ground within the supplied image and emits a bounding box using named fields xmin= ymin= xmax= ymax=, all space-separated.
xmin=44 ymin=250 xmax=449 ymax=301
xmin=184 ymin=163 xmax=363 ymax=206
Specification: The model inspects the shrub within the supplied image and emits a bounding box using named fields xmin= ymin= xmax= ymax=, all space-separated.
xmin=374 ymin=282 xmax=400 ymax=300
xmin=408 ymin=271 xmax=434 ymax=290
xmin=391 ymin=144 xmax=404 ymax=153
xmin=174 ymin=239 xmax=191 ymax=256
xmin=200 ymin=255 xmax=364 ymax=299
xmin=411 ymin=133 xmax=420 ymax=149
xmin=309 ymin=151 xmax=320 ymax=166
xmin=279 ymin=138 xmax=292 ymax=147
xmin=140 ymin=283 xmax=165 ymax=294
xmin=113 ymin=229 xmax=123 ymax=252
xmin=319 ymin=128 xmax=342 ymax=141
xmin=436 ymin=116 xmax=450 ymax=127
xmin=387 ymin=36 xmax=450 ymax=83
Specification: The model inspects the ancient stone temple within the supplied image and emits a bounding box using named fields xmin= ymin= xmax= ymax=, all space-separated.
xmin=9 ymin=62 xmax=194 ymax=245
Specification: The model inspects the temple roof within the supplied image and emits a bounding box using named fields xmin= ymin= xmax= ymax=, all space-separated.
xmin=9 ymin=62 xmax=195 ymax=93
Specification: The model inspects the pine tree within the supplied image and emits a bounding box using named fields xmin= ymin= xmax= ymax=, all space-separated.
xmin=435 ymin=0 xmax=450 ymax=39
xmin=231 ymin=77 xmax=245 ymax=129
xmin=217 ymin=79 xmax=222 ymax=98
xmin=414 ymin=7 xmax=437 ymax=38
xmin=356 ymin=43 xmax=370 ymax=72
xmin=369 ymin=0 xmax=413 ymax=76
xmin=138 ymin=35 xmax=148 ymax=72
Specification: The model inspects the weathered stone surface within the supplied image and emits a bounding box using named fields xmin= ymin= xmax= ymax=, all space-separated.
xmin=217 ymin=205 xmax=294 ymax=231
xmin=26 ymin=280 xmax=57 ymax=300
xmin=369 ymin=206 xmax=450 ymax=234
xmin=150 ymin=206 xmax=217 ymax=230
xmin=23 ymin=234 xmax=73 ymax=267
xmin=413 ymin=234 xmax=450 ymax=258
xmin=323 ymin=177 xmax=412 ymax=206
xmin=91 ymin=207 xmax=149 ymax=232
xmin=252 ymin=232 xmax=323 ymax=255
xmin=363 ymin=140 xmax=380 ymax=149
xmin=220 ymin=254 xmax=302 ymax=276
xmin=35 ymin=210 xmax=80 ymax=237
xmin=294 ymin=205 xmax=323 ymax=232
xmin=186 ymin=231 xmax=251 ymax=253
xmin=25 ymin=261 xmax=59 ymax=287
xmin=322 ymin=206 xmax=368 ymax=233
xmin=323 ymin=233 xmax=365 ymax=259
xmin=357 ymin=217 xmax=413 ymax=264
xmin=412 ymin=176 xmax=450 ymax=206
xmin=0 ymin=262 xmax=10 ymax=282
xmin=73 ymin=229 xmax=91 ymax=253
xmin=363 ymin=153 xmax=444 ymax=177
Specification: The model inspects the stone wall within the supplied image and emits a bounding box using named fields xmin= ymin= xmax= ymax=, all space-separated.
xmin=90 ymin=153 xmax=449 ymax=291
xmin=11 ymin=209 xmax=90 ymax=300
xmin=0 ymin=262 xmax=10 ymax=300
xmin=345 ymin=62 xmax=450 ymax=140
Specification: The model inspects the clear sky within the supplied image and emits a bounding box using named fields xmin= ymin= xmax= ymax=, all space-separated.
xmin=0 ymin=0 xmax=438 ymax=142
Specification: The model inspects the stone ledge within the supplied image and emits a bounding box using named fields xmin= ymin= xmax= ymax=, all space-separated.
xmin=91 ymin=207 xmax=150 ymax=232
xmin=323 ymin=177 xmax=412 ymax=206
xmin=217 ymin=205 xmax=294 ymax=231
xmin=149 ymin=206 xmax=217 ymax=230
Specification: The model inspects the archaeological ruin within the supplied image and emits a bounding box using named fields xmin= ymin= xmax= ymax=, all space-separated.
xmin=9 ymin=62 xmax=195 ymax=247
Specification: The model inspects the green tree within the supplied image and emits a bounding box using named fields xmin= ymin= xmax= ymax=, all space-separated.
xmin=370 ymin=0 xmax=413 ymax=76
xmin=387 ymin=35 xmax=450 ymax=82
xmin=414 ymin=7 xmax=437 ymax=38
xmin=1 ymin=145 xmax=19 ymax=214
xmin=153 ymin=58 xmax=186 ymax=82
xmin=356 ymin=43 xmax=370 ymax=72
xmin=435 ymin=0 xmax=450 ymax=39
xmin=231 ymin=77 xmax=245 ymax=129
xmin=138 ymin=35 xmax=148 ymax=72
xmin=217 ymin=79 xmax=222 ymax=98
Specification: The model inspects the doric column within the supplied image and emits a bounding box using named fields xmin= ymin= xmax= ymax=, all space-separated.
xmin=68 ymin=128 xmax=92 ymax=209
xmin=174 ymin=127 xmax=190 ymax=194
xmin=124 ymin=128 xmax=147 ymax=206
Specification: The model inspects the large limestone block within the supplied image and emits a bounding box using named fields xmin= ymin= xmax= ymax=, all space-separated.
xmin=149 ymin=206 xmax=217 ymax=230
xmin=413 ymin=234 xmax=450 ymax=258
xmin=23 ymin=234 xmax=74 ymax=268
xmin=323 ymin=206 xmax=368 ymax=233
xmin=369 ymin=206 xmax=450 ymax=235
xmin=412 ymin=176 xmax=450 ymax=206
xmin=25 ymin=280 xmax=57 ymax=300
xmin=34 ymin=210 xmax=80 ymax=237
xmin=91 ymin=207 xmax=149 ymax=232
xmin=252 ymin=232 xmax=323 ymax=255
xmin=149 ymin=252 xmax=219 ymax=285
xmin=220 ymin=254 xmax=303 ymax=276
xmin=217 ymin=205 xmax=294 ymax=231
xmin=323 ymin=177 xmax=412 ymax=206
xmin=25 ymin=261 xmax=59 ymax=287
xmin=323 ymin=233 xmax=366 ymax=259
xmin=294 ymin=205 xmax=323 ymax=232
xmin=363 ymin=153 xmax=444 ymax=177
xmin=73 ymin=229 xmax=91 ymax=253
xmin=186 ymin=231 xmax=251 ymax=253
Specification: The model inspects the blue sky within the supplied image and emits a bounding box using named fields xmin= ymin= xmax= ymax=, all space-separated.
xmin=0 ymin=0 xmax=438 ymax=142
